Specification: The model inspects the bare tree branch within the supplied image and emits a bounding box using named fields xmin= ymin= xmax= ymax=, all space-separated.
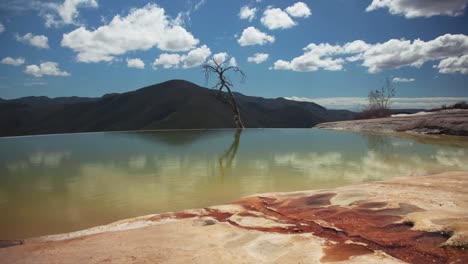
xmin=202 ymin=58 xmax=246 ymax=129
xmin=362 ymin=77 xmax=396 ymax=119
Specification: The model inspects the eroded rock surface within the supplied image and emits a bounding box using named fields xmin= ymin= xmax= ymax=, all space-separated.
xmin=1 ymin=172 xmax=467 ymax=264
xmin=317 ymin=109 xmax=468 ymax=136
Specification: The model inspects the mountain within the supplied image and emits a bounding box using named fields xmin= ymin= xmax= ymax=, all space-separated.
xmin=0 ymin=80 xmax=354 ymax=137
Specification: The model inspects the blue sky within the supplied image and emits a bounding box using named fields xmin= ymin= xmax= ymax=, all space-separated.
xmin=0 ymin=0 xmax=467 ymax=109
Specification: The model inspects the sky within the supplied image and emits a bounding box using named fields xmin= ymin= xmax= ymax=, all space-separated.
xmin=0 ymin=0 xmax=467 ymax=109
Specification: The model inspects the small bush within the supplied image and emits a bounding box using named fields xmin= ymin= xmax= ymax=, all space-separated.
xmin=431 ymin=101 xmax=468 ymax=111
xmin=452 ymin=101 xmax=468 ymax=109
xmin=356 ymin=78 xmax=395 ymax=120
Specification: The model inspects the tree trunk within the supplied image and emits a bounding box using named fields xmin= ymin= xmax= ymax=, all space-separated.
xmin=225 ymin=85 xmax=244 ymax=129
xmin=203 ymin=61 xmax=246 ymax=130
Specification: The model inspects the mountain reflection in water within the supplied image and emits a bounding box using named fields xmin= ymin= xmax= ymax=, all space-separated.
xmin=0 ymin=128 xmax=467 ymax=239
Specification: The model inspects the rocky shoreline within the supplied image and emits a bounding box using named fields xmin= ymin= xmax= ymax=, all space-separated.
xmin=1 ymin=171 xmax=467 ymax=263
xmin=317 ymin=109 xmax=468 ymax=136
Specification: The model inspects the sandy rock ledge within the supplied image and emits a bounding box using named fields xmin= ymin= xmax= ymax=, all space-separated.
xmin=1 ymin=171 xmax=467 ymax=264
xmin=317 ymin=109 xmax=468 ymax=136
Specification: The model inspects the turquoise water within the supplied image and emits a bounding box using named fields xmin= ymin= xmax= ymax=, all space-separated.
xmin=0 ymin=129 xmax=467 ymax=239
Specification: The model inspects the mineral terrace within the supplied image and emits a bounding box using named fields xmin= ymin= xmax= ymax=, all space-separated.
xmin=1 ymin=171 xmax=467 ymax=264
xmin=317 ymin=109 xmax=468 ymax=136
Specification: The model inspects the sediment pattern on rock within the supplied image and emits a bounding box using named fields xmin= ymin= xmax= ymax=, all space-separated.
xmin=0 ymin=172 xmax=467 ymax=263
xmin=317 ymin=109 xmax=468 ymax=136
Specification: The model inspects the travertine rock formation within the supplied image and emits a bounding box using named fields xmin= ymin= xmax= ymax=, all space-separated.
xmin=1 ymin=171 xmax=467 ymax=264
xmin=317 ymin=109 xmax=468 ymax=136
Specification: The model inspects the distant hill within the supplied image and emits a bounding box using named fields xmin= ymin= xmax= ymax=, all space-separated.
xmin=0 ymin=80 xmax=355 ymax=137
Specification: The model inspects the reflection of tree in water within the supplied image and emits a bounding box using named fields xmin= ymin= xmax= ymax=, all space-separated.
xmin=365 ymin=134 xmax=394 ymax=156
xmin=219 ymin=129 xmax=242 ymax=176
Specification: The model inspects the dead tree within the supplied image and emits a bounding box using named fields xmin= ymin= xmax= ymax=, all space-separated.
xmin=368 ymin=77 xmax=395 ymax=111
xmin=354 ymin=77 xmax=396 ymax=119
xmin=203 ymin=59 xmax=246 ymax=129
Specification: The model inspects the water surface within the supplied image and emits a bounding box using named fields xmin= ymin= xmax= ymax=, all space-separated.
xmin=0 ymin=129 xmax=467 ymax=239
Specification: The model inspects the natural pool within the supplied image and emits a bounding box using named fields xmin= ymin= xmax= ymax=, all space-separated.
xmin=0 ymin=128 xmax=467 ymax=239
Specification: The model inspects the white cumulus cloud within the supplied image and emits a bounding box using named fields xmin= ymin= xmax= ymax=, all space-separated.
xmin=126 ymin=58 xmax=145 ymax=69
xmin=15 ymin=33 xmax=49 ymax=49
xmin=393 ymin=77 xmax=415 ymax=83
xmin=24 ymin=62 xmax=70 ymax=77
xmin=1 ymin=57 xmax=25 ymax=66
xmin=273 ymin=34 xmax=468 ymax=74
xmin=153 ymin=53 xmax=181 ymax=69
xmin=366 ymin=0 xmax=468 ymax=18
xmin=207 ymin=52 xmax=238 ymax=66
xmin=247 ymin=53 xmax=269 ymax=64
xmin=152 ymin=45 xmax=211 ymax=69
xmin=238 ymin=26 xmax=275 ymax=46
xmin=343 ymin=40 xmax=372 ymax=54
xmin=61 ymin=3 xmax=199 ymax=63
xmin=239 ymin=6 xmax=257 ymax=21
xmin=229 ymin=57 xmax=237 ymax=67
xmin=436 ymin=55 xmax=468 ymax=74
xmin=213 ymin=52 xmax=228 ymax=64
xmin=361 ymin=34 xmax=468 ymax=73
xmin=273 ymin=42 xmax=348 ymax=72
xmin=42 ymin=0 xmax=98 ymax=27
xmin=180 ymin=45 xmax=211 ymax=68
xmin=285 ymin=2 xmax=311 ymax=18
xmin=261 ymin=7 xmax=296 ymax=30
